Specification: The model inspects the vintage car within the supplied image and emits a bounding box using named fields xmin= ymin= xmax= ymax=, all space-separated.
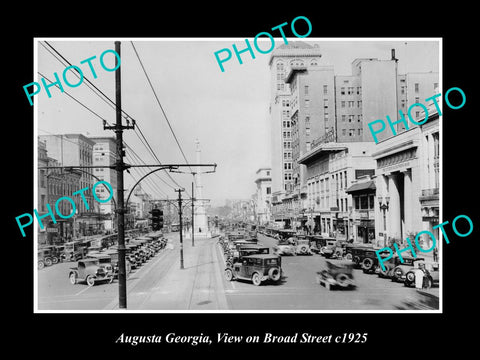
xmin=404 ymin=261 xmax=439 ymax=288
xmin=361 ymin=249 xmax=392 ymax=274
xmin=272 ymin=237 xmax=297 ymax=256
xmin=316 ymin=260 xmax=355 ymax=290
xmin=68 ymin=258 xmax=114 ymax=286
xmin=391 ymin=256 xmax=425 ymax=283
xmin=85 ymin=253 xmax=115 ymax=276
xmin=38 ymin=249 xmax=54 ymax=270
xmin=343 ymin=243 xmax=373 ymax=265
xmin=320 ymin=240 xmax=342 ymax=258
xmin=39 ymin=245 xmax=63 ymax=265
xmin=225 ymin=244 xmax=269 ymax=268
xmin=101 ymin=249 xmax=132 ymax=276
xmin=224 ymin=254 xmax=282 ymax=286
xmin=307 ymin=235 xmax=327 ymax=254
xmin=110 ymin=244 xmax=140 ymax=269
xmin=62 ymin=241 xmax=85 ymax=262
xmin=294 ymin=238 xmax=313 ymax=255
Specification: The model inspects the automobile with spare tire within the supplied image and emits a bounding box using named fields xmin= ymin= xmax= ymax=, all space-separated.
xmin=224 ymin=254 xmax=282 ymax=286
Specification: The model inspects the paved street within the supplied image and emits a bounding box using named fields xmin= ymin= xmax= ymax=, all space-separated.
xmin=37 ymin=232 xmax=438 ymax=311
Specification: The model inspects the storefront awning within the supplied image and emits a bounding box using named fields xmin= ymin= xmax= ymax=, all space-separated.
xmin=346 ymin=180 xmax=376 ymax=194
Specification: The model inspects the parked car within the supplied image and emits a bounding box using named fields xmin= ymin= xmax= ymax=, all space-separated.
xmin=85 ymin=253 xmax=115 ymax=276
xmin=68 ymin=258 xmax=114 ymax=286
xmin=39 ymin=245 xmax=63 ymax=264
xmin=404 ymin=261 xmax=439 ymax=288
xmin=307 ymin=235 xmax=328 ymax=254
xmin=38 ymin=249 xmax=54 ymax=270
xmin=294 ymin=238 xmax=313 ymax=255
xmin=344 ymin=243 xmax=373 ymax=265
xmin=273 ymin=237 xmax=296 ymax=256
xmin=225 ymin=254 xmax=283 ymax=286
xmin=101 ymin=249 xmax=132 ymax=276
xmin=320 ymin=240 xmax=340 ymax=258
xmin=62 ymin=241 xmax=85 ymax=262
xmin=361 ymin=249 xmax=392 ymax=274
xmin=391 ymin=256 xmax=425 ymax=283
xmin=316 ymin=260 xmax=355 ymax=290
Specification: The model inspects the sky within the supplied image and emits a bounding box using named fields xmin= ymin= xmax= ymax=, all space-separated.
xmin=35 ymin=38 xmax=440 ymax=206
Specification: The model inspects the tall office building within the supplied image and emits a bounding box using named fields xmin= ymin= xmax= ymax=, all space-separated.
xmin=268 ymin=41 xmax=323 ymax=197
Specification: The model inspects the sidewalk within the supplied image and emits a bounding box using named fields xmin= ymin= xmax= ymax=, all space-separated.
xmin=105 ymin=235 xmax=229 ymax=311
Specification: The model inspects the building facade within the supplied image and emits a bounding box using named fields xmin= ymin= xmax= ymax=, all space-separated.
xmin=39 ymin=134 xmax=95 ymax=214
xmin=91 ymin=137 xmax=117 ymax=229
xmin=298 ymin=141 xmax=376 ymax=239
xmin=253 ymin=167 xmax=272 ymax=225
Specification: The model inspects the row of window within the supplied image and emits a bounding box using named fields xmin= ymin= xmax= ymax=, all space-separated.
xmin=340 ymin=87 xmax=361 ymax=95
xmin=340 ymin=100 xmax=362 ymax=108
xmin=340 ymin=128 xmax=363 ymax=137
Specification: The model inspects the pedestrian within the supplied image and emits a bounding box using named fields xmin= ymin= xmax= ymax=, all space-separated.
xmin=433 ymin=247 xmax=438 ymax=262
xmin=414 ymin=262 xmax=426 ymax=290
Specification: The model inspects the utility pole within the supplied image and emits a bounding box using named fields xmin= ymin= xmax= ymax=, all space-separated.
xmin=191 ymin=181 xmax=195 ymax=247
xmin=103 ymin=41 xmax=135 ymax=309
xmin=176 ymin=188 xmax=185 ymax=269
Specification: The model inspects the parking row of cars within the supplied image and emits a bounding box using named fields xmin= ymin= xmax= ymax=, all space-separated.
xmin=258 ymin=228 xmax=439 ymax=290
xmin=68 ymin=232 xmax=168 ymax=287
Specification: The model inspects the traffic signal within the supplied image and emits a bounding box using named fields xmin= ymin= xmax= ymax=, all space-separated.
xmin=150 ymin=208 xmax=164 ymax=230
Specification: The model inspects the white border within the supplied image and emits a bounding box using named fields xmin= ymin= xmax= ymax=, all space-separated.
xmin=33 ymin=37 xmax=442 ymax=314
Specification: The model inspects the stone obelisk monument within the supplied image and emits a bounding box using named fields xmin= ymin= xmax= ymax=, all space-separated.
xmin=193 ymin=139 xmax=209 ymax=237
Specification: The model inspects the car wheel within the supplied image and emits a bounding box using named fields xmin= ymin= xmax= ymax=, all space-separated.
xmin=38 ymin=260 xmax=45 ymax=270
xmin=44 ymin=258 xmax=53 ymax=267
xmin=225 ymin=268 xmax=233 ymax=281
xmin=69 ymin=272 xmax=77 ymax=285
xmin=353 ymin=256 xmax=361 ymax=266
xmin=345 ymin=253 xmax=353 ymax=261
xmin=51 ymin=256 xmax=59 ymax=264
xmin=300 ymin=246 xmax=308 ymax=255
xmin=362 ymin=258 xmax=374 ymax=271
xmin=108 ymin=276 xmax=114 ymax=284
xmin=334 ymin=250 xmax=342 ymax=258
xmin=252 ymin=272 xmax=262 ymax=286
xmin=424 ymin=277 xmax=433 ymax=289
xmin=269 ymin=267 xmax=281 ymax=282
xmin=86 ymin=275 xmax=95 ymax=287
xmin=336 ymin=273 xmax=350 ymax=287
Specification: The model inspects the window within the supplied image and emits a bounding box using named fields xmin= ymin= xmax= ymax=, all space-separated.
xmin=357 ymin=87 xmax=361 ymax=95
xmin=266 ymin=187 xmax=271 ymax=194
xmin=348 ymin=101 xmax=355 ymax=108
xmin=415 ymin=96 xmax=420 ymax=104
xmin=305 ymin=99 xmax=310 ymax=107
xmin=342 ymin=129 xmax=346 ymax=136
xmin=360 ymin=195 xmax=368 ymax=209
xmin=348 ymin=115 xmax=354 ymax=122
xmin=357 ymin=100 xmax=362 ymax=108
xmin=305 ymin=127 xmax=311 ymax=136
xmin=358 ymin=114 xmax=362 ymax=122
xmin=348 ymin=87 xmax=354 ymax=94
xmin=323 ymin=85 xmax=328 ymax=95
xmin=369 ymin=194 xmax=374 ymax=209
xmin=266 ymin=171 xmax=270 ymax=176
xmin=323 ymin=98 xmax=329 ymax=108
xmin=415 ymin=83 xmax=419 ymax=93
xmin=342 ymin=115 xmax=346 ymax=122
xmin=341 ymin=87 xmax=345 ymax=95
xmin=305 ymin=85 xmax=309 ymax=95
xmin=341 ymin=101 xmax=345 ymax=108
xmin=349 ymin=129 xmax=354 ymax=136
xmin=358 ymin=128 xmax=362 ymax=136
xmin=354 ymin=196 xmax=360 ymax=210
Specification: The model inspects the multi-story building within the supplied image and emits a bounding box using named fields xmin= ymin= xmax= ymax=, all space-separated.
xmin=268 ymin=44 xmax=439 ymax=231
xmin=253 ymin=167 xmax=272 ymax=225
xmin=298 ymin=141 xmax=376 ymax=239
xmin=39 ymin=134 xmax=95 ymax=214
xmin=90 ymin=137 xmax=117 ymax=223
xmin=37 ymin=140 xmax=49 ymax=244
xmin=269 ymin=41 xmax=323 ymax=196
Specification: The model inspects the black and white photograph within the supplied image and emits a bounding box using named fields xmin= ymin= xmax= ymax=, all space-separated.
xmin=8 ymin=8 xmax=478 ymax=356
xmin=33 ymin=38 xmax=442 ymax=312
